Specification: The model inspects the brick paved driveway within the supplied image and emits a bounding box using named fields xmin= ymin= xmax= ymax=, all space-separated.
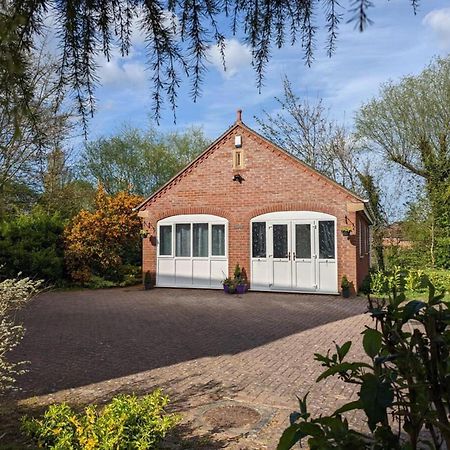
xmin=12 ymin=287 xmax=366 ymax=397
xmin=10 ymin=287 xmax=371 ymax=448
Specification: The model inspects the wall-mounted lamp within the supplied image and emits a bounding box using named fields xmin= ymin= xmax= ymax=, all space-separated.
xmin=233 ymin=174 xmax=244 ymax=183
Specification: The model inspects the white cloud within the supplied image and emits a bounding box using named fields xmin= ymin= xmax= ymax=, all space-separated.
xmin=207 ymin=39 xmax=252 ymax=79
xmin=423 ymin=7 xmax=450 ymax=50
xmin=97 ymin=57 xmax=147 ymax=87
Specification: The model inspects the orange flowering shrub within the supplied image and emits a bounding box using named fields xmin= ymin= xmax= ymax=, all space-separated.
xmin=64 ymin=187 xmax=143 ymax=283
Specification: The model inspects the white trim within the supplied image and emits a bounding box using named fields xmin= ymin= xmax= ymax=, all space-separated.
xmin=159 ymin=214 xmax=228 ymax=225
xmin=251 ymin=211 xmax=336 ymax=222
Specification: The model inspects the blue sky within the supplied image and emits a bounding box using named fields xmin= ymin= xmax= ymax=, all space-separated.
xmin=88 ymin=1 xmax=450 ymax=141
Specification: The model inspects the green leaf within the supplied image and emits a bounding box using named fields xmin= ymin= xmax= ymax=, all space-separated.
xmin=359 ymin=374 xmax=394 ymax=431
xmin=362 ymin=328 xmax=383 ymax=359
xmin=337 ymin=341 xmax=352 ymax=362
xmin=277 ymin=424 xmax=305 ymax=450
xmin=289 ymin=412 xmax=301 ymax=425
xmin=333 ymin=400 xmax=363 ymax=415
xmin=316 ymin=362 xmax=372 ymax=382
xmin=297 ymin=422 xmax=324 ymax=438
xmin=402 ymin=300 xmax=426 ymax=322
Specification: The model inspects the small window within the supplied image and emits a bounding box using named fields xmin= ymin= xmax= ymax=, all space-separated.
xmin=159 ymin=225 xmax=172 ymax=256
xmin=252 ymin=222 xmax=266 ymax=258
xmin=175 ymin=224 xmax=191 ymax=257
xmin=273 ymin=224 xmax=289 ymax=258
xmin=319 ymin=221 xmax=335 ymax=259
xmin=295 ymin=224 xmax=311 ymax=259
xmin=233 ymin=149 xmax=244 ymax=169
xmin=193 ymin=223 xmax=208 ymax=257
xmin=211 ymin=224 xmax=225 ymax=256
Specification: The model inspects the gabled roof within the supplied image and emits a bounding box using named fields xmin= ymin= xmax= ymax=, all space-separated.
xmin=134 ymin=114 xmax=369 ymax=214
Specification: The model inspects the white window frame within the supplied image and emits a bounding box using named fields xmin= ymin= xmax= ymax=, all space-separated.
xmin=157 ymin=214 xmax=228 ymax=261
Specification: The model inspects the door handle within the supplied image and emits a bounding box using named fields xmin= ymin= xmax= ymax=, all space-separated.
xmin=293 ymin=252 xmax=296 ymax=261
xmin=288 ymin=252 xmax=291 ymax=260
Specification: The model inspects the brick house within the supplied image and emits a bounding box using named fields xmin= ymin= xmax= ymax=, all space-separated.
xmin=135 ymin=110 xmax=372 ymax=294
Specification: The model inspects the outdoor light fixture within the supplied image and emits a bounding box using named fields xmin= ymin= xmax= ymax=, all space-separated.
xmin=233 ymin=174 xmax=244 ymax=183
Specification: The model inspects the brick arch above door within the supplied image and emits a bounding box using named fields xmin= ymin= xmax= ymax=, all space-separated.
xmin=243 ymin=201 xmax=344 ymax=223
xmin=150 ymin=206 xmax=233 ymax=223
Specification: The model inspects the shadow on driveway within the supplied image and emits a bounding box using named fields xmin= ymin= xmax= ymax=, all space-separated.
xmin=9 ymin=287 xmax=367 ymax=397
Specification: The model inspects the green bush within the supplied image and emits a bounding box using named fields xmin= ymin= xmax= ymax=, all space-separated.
xmin=22 ymin=391 xmax=179 ymax=449
xmin=0 ymin=209 xmax=65 ymax=282
xmin=278 ymin=268 xmax=450 ymax=449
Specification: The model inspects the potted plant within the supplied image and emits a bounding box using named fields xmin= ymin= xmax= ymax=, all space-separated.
xmin=341 ymin=275 xmax=351 ymax=298
xmin=233 ymin=264 xmax=248 ymax=294
xmin=140 ymin=229 xmax=149 ymax=239
xmin=341 ymin=226 xmax=352 ymax=237
xmin=144 ymin=271 xmax=153 ymax=290
xmin=222 ymin=277 xmax=236 ymax=294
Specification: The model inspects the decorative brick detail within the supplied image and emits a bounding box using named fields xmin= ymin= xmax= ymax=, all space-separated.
xmin=140 ymin=122 xmax=368 ymax=291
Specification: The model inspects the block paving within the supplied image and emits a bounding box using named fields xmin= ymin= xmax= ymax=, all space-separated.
xmin=9 ymin=287 xmax=371 ymax=448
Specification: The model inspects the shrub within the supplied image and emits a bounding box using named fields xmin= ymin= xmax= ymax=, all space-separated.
xmin=0 ymin=209 xmax=65 ymax=282
xmin=278 ymin=268 xmax=450 ymax=449
xmin=22 ymin=391 xmax=179 ymax=449
xmin=0 ymin=275 xmax=41 ymax=394
xmin=64 ymin=187 xmax=143 ymax=284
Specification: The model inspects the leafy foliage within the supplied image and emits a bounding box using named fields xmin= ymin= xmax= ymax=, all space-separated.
xmin=22 ymin=391 xmax=179 ymax=449
xmin=278 ymin=267 xmax=450 ymax=449
xmin=356 ymin=57 xmax=450 ymax=268
xmin=1 ymin=0 xmax=418 ymax=129
xmin=81 ymin=126 xmax=209 ymax=196
xmin=64 ymin=187 xmax=143 ymax=283
xmin=0 ymin=209 xmax=65 ymax=282
xmin=0 ymin=274 xmax=41 ymax=394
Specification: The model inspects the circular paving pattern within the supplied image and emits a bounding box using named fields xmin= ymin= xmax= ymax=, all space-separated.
xmin=203 ymin=404 xmax=261 ymax=429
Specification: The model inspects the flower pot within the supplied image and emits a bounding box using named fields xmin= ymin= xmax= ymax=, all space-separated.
xmin=236 ymin=284 xmax=246 ymax=294
xmin=341 ymin=230 xmax=351 ymax=237
xmin=223 ymin=285 xmax=230 ymax=293
xmin=342 ymin=287 xmax=350 ymax=298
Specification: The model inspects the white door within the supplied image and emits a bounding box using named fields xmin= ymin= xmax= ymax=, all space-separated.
xmin=269 ymin=223 xmax=291 ymax=290
xmin=251 ymin=211 xmax=338 ymax=293
xmin=292 ymin=221 xmax=316 ymax=291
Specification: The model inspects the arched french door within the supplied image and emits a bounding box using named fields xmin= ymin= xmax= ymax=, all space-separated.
xmin=156 ymin=214 xmax=228 ymax=288
xmin=250 ymin=211 xmax=338 ymax=293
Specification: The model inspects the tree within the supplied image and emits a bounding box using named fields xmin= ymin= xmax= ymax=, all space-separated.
xmin=0 ymin=45 xmax=74 ymax=220
xmin=64 ymin=187 xmax=143 ymax=283
xmin=0 ymin=209 xmax=66 ymax=282
xmin=38 ymin=148 xmax=97 ymax=219
xmin=355 ymin=57 xmax=450 ymax=268
xmin=81 ymin=126 xmax=209 ymax=196
xmin=1 ymin=0 xmax=418 ymax=128
xmin=256 ymin=77 xmax=387 ymax=268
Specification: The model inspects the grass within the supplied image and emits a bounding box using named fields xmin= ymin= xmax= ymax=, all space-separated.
xmin=405 ymin=289 xmax=450 ymax=302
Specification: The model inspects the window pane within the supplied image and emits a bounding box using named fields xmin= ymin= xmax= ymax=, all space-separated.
xmin=319 ymin=221 xmax=335 ymax=259
xmin=159 ymin=225 xmax=172 ymax=255
xmin=211 ymin=224 xmax=225 ymax=256
xmin=176 ymin=224 xmax=191 ymax=257
xmin=252 ymin=222 xmax=266 ymax=258
xmin=295 ymin=224 xmax=311 ymax=258
xmin=193 ymin=223 xmax=208 ymax=257
xmin=273 ymin=224 xmax=288 ymax=258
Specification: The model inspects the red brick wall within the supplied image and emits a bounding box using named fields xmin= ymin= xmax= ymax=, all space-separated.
xmin=140 ymin=123 xmax=368 ymax=292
